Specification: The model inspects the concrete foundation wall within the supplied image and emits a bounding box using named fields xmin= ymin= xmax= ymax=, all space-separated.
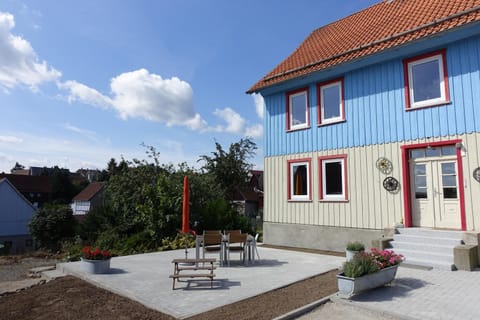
xmin=263 ymin=222 xmax=383 ymax=252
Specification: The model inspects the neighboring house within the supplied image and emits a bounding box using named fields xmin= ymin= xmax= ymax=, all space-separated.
xmin=71 ymin=182 xmax=105 ymax=216
xmin=248 ymin=0 xmax=480 ymax=253
xmin=232 ymin=170 xmax=264 ymax=218
xmin=0 ymin=174 xmax=52 ymax=208
xmin=0 ymin=178 xmax=36 ymax=253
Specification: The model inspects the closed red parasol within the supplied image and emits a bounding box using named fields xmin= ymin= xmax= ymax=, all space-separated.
xmin=181 ymin=176 xmax=190 ymax=233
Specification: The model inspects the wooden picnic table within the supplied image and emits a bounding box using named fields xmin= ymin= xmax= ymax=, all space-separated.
xmin=169 ymin=258 xmax=216 ymax=289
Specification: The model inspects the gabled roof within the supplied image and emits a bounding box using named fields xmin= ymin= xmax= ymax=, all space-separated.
xmin=0 ymin=174 xmax=52 ymax=194
xmin=0 ymin=178 xmax=36 ymax=210
xmin=248 ymin=0 xmax=480 ymax=93
xmin=72 ymin=182 xmax=105 ymax=201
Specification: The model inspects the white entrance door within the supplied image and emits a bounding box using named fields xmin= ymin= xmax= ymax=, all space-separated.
xmin=410 ymin=148 xmax=461 ymax=229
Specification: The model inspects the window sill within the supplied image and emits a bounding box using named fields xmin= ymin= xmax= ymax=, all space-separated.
xmin=406 ymin=100 xmax=451 ymax=111
xmin=288 ymin=199 xmax=313 ymax=203
xmin=318 ymin=199 xmax=349 ymax=203
xmin=287 ymin=126 xmax=311 ymax=132
xmin=318 ymin=119 xmax=345 ymax=127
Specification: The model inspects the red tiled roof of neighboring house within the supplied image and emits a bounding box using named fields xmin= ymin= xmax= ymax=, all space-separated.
xmin=0 ymin=174 xmax=52 ymax=194
xmin=72 ymin=182 xmax=105 ymax=201
xmin=248 ymin=0 xmax=480 ymax=93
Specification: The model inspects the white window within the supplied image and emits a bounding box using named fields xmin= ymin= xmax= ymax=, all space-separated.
xmin=318 ymin=79 xmax=344 ymax=124
xmin=319 ymin=156 xmax=347 ymax=201
xmin=288 ymin=159 xmax=311 ymax=201
xmin=287 ymin=89 xmax=309 ymax=130
xmin=405 ymin=50 xmax=449 ymax=109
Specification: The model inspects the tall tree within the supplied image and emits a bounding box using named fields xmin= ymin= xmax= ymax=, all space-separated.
xmin=199 ymin=138 xmax=257 ymax=200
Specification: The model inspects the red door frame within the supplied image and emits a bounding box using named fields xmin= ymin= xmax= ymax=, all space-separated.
xmin=400 ymin=139 xmax=466 ymax=230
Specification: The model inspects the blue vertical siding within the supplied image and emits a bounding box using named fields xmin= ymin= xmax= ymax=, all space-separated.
xmin=264 ymin=35 xmax=480 ymax=157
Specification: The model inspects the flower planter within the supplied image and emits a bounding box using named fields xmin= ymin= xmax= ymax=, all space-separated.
xmin=337 ymin=264 xmax=399 ymax=297
xmin=81 ymin=258 xmax=111 ymax=274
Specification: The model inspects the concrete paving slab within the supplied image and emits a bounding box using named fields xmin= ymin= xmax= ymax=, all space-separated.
xmin=57 ymin=246 xmax=344 ymax=319
xmin=300 ymin=266 xmax=480 ymax=320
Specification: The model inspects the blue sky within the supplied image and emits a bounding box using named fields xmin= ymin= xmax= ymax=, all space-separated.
xmin=0 ymin=0 xmax=377 ymax=173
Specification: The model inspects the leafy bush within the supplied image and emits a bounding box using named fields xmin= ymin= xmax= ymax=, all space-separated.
xmin=160 ymin=232 xmax=196 ymax=251
xmin=29 ymin=205 xmax=77 ymax=252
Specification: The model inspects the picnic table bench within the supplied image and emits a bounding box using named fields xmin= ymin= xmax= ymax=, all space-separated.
xmin=169 ymin=258 xmax=216 ymax=289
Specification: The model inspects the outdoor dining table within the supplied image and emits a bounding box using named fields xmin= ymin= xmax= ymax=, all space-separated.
xmin=195 ymin=233 xmax=258 ymax=266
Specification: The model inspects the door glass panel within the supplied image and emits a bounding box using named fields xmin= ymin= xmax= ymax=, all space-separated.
xmin=441 ymin=162 xmax=457 ymax=199
xmin=414 ymin=164 xmax=427 ymax=199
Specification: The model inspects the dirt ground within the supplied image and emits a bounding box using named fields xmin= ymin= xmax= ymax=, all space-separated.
xmin=0 ymin=249 xmax=341 ymax=320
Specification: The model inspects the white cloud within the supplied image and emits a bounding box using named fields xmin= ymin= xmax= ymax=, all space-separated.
xmin=213 ymin=107 xmax=246 ymax=134
xmin=60 ymin=68 xmax=208 ymax=129
xmin=0 ymin=12 xmax=61 ymax=91
xmin=63 ymin=123 xmax=102 ymax=143
xmin=0 ymin=135 xmax=23 ymax=144
xmin=59 ymin=81 xmax=111 ymax=109
xmin=251 ymin=93 xmax=265 ymax=119
xmin=245 ymin=124 xmax=263 ymax=139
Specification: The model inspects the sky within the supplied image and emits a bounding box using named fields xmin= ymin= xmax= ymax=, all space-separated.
xmin=0 ymin=0 xmax=378 ymax=173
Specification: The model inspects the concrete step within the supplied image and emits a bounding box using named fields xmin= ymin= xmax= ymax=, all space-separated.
xmin=392 ymin=228 xmax=463 ymax=270
xmin=391 ymin=241 xmax=455 ymax=255
xmin=401 ymin=257 xmax=456 ymax=271
xmin=395 ymin=248 xmax=454 ymax=264
xmin=393 ymin=234 xmax=462 ymax=246
xmin=395 ymin=228 xmax=464 ymax=240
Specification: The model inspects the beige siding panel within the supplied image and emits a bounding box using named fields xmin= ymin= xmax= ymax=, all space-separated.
xmin=264 ymin=133 xmax=480 ymax=231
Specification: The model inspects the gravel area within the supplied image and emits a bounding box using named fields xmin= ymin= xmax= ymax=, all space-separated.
xmin=0 ymin=255 xmax=60 ymax=282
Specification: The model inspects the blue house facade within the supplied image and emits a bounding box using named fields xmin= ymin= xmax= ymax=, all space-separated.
xmin=249 ymin=0 xmax=480 ymax=252
xmin=0 ymin=178 xmax=36 ymax=253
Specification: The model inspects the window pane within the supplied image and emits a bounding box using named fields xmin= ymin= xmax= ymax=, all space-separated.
xmin=425 ymin=147 xmax=441 ymax=157
xmin=415 ymin=187 xmax=427 ymax=199
xmin=414 ymin=164 xmax=426 ymax=175
xmin=322 ymin=85 xmax=340 ymax=120
xmin=411 ymin=59 xmax=441 ymax=102
xmin=291 ymin=93 xmax=306 ymax=126
xmin=293 ymin=164 xmax=307 ymax=196
xmin=442 ymin=175 xmax=456 ymax=187
xmin=325 ymin=162 xmax=342 ymax=195
xmin=410 ymin=149 xmax=425 ymax=159
xmin=443 ymin=188 xmax=457 ymax=199
xmin=441 ymin=162 xmax=455 ymax=175
xmin=442 ymin=146 xmax=456 ymax=156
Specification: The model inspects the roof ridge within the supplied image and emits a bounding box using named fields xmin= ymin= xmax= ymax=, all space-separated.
xmin=263 ymin=5 xmax=480 ymax=83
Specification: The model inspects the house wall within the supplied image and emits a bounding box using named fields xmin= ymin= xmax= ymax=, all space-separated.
xmin=264 ymin=35 xmax=480 ymax=157
xmin=264 ymin=132 xmax=480 ymax=251
xmin=0 ymin=181 xmax=36 ymax=253
xmin=0 ymin=182 xmax=35 ymax=237
xmin=261 ymin=33 xmax=480 ymax=251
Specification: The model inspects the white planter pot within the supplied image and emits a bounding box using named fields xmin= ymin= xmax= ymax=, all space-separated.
xmin=337 ymin=264 xmax=399 ymax=297
xmin=81 ymin=258 xmax=111 ymax=274
xmin=345 ymin=250 xmax=359 ymax=261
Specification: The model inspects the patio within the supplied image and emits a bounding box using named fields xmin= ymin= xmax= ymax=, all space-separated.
xmin=57 ymin=246 xmax=344 ymax=319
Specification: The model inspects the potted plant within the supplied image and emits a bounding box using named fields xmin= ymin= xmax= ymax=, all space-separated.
xmin=345 ymin=241 xmax=365 ymax=261
xmin=337 ymin=248 xmax=404 ymax=297
xmin=80 ymin=246 xmax=112 ymax=274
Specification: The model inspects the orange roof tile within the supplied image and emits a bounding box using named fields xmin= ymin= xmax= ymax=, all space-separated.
xmin=248 ymin=0 xmax=480 ymax=93
xmin=72 ymin=182 xmax=104 ymax=201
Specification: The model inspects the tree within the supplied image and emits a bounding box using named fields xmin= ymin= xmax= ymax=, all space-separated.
xmin=42 ymin=166 xmax=79 ymax=204
xmin=198 ymin=138 xmax=257 ymax=200
xmin=10 ymin=162 xmax=25 ymax=173
xmin=29 ymin=205 xmax=77 ymax=251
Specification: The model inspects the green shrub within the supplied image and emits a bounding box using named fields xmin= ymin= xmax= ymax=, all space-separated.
xmin=29 ymin=204 xmax=77 ymax=252
xmin=160 ymin=232 xmax=196 ymax=251
xmin=346 ymin=241 xmax=365 ymax=251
